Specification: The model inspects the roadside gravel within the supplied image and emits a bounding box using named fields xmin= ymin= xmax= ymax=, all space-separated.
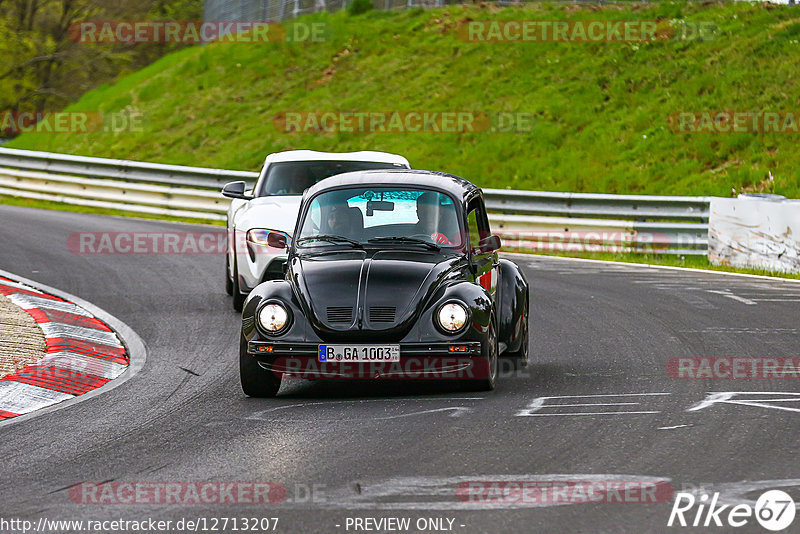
xmin=0 ymin=293 xmax=46 ymax=379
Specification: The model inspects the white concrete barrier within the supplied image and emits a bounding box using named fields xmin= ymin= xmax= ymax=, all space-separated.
xmin=709 ymin=195 xmax=800 ymax=273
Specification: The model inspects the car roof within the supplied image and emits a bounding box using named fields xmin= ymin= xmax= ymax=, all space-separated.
xmin=304 ymin=169 xmax=481 ymax=204
xmin=263 ymin=150 xmax=409 ymax=167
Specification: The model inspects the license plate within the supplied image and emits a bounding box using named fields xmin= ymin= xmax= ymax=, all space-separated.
xmin=318 ymin=344 xmax=400 ymax=362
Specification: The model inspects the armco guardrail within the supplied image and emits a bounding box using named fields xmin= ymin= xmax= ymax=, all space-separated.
xmin=0 ymin=147 xmax=257 ymax=221
xmin=484 ymin=189 xmax=709 ymax=255
xmin=0 ymin=148 xmax=709 ymax=255
xmin=0 ymin=147 xmax=256 ymax=189
xmin=483 ymin=189 xmax=710 ymax=222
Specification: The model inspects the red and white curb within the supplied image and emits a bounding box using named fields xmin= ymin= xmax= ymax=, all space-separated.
xmin=0 ymin=274 xmax=134 ymax=422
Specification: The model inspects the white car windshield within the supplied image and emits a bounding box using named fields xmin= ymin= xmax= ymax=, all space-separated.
xmin=297 ymin=187 xmax=463 ymax=248
xmin=257 ymin=161 xmax=405 ymax=196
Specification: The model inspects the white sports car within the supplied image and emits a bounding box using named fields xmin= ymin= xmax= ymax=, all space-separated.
xmin=222 ymin=150 xmax=410 ymax=311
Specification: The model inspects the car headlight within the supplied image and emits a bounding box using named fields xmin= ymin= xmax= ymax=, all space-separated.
xmin=258 ymin=302 xmax=289 ymax=334
xmin=437 ymin=302 xmax=468 ymax=333
xmin=247 ymin=229 xmax=289 ymax=246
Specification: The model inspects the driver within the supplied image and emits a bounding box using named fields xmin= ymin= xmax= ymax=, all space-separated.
xmin=274 ymin=167 xmax=316 ymax=195
xmin=415 ymin=192 xmax=453 ymax=245
xmin=326 ymin=206 xmax=350 ymax=236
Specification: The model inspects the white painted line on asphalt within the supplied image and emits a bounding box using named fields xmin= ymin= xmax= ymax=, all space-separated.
xmin=247 ymin=398 xmax=482 ymax=421
xmin=736 ymin=291 xmax=800 ymax=296
xmin=679 ymin=327 xmax=797 ymax=334
xmin=0 ymin=381 xmax=73 ymax=414
xmin=549 ymin=402 xmax=640 ymax=407
xmin=522 ymin=411 xmax=660 ymax=416
xmin=658 ymin=424 xmax=691 ymax=430
xmin=39 ymin=322 xmax=122 ymax=347
xmin=516 ymin=393 xmax=670 ymax=417
xmin=375 ymin=407 xmax=473 ymax=419
xmin=687 ymin=392 xmax=800 ymax=414
xmin=705 ymin=289 xmax=757 ymax=305
xmin=522 ymin=392 xmax=670 ymax=399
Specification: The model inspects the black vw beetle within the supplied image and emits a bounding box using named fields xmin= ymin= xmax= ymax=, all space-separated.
xmin=239 ymin=170 xmax=529 ymax=396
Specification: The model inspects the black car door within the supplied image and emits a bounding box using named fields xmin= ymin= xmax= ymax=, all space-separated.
xmin=466 ymin=196 xmax=499 ymax=302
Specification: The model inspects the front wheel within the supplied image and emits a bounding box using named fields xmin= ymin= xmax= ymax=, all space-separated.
xmin=464 ymin=318 xmax=498 ymax=392
xmin=505 ymin=297 xmax=529 ymax=368
xmin=232 ymin=257 xmax=245 ymax=312
xmin=239 ymin=334 xmax=281 ymax=397
xmin=225 ymin=254 xmax=234 ymax=296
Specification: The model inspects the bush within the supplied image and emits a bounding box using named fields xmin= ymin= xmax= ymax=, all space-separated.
xmin=348 ymin=0 xmax=373 ymax=16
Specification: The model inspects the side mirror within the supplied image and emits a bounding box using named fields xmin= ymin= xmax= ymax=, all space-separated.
xmin=267 ymin=232 xmax=288 ymax=249
xmin=221 ymin=181 xmax=253 ymax=200
xmin=478 ymin=234 xmax=501 ymax=253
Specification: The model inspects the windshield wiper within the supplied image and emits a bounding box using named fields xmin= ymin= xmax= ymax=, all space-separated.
xmin=296 ymin=234 xmax=363 ymax=248
xmin=367 ymin=237 xmax=440 ymax=251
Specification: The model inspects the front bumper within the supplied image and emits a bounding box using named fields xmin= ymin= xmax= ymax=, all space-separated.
xmin=236 ymin=249 xmax=288 ymax=292
xmin=246 ymin=341 xmax=486 ymax=379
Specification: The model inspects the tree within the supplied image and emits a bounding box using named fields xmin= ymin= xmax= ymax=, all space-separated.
xmin=0 ymin=0 xmax=202 ymax=129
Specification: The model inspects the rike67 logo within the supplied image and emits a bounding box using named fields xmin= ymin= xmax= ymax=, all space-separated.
xmin=668 ymin=490 xmax=795 ymax=531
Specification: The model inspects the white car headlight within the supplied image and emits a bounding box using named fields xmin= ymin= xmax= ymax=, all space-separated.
xmin=249 ymin=229 xmax=290 ymax=246
xmin=437 ymin=302 xmax=468 ymax=333
xmin=258 ymin=302 xmax=289 ymax=333
xmin=247 ymin=229 xmax=271 ymax=245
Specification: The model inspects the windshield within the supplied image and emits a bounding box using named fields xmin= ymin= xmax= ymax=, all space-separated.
xmin=256 ymin=160 xmax=406 ymax=197
xmin=297 ymin=187 xmax=463 ymax=249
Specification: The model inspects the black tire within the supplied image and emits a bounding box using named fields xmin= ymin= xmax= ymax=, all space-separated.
xmin=505 ymin=296 xmax=529 ymax=368
xmin=225 ymin=254 xmax=234 ymax=296
xmin=232 ymin=257 xmax=245 ymax=312
xmin=464 ymin=317 xmax=498 ymax=392
xmin=239 ymin=334 xmax=281 ymax=397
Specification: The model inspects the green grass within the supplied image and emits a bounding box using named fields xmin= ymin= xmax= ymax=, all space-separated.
xmin=5 ymin=2 xmax=800 ymax=198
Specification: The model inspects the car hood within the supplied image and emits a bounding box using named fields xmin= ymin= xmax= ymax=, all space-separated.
xmin=236 ymin=196 xmax=302 ymax=234
xmin=290 ymin=249 xmax=465 ymax=339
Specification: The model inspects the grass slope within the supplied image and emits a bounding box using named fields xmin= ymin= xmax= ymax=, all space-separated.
xmin=7 ymin=2 xmax=800 ymax=198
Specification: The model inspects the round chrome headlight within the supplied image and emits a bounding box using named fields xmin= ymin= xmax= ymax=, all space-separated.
xmin=258 ymin=302 xmax=289 ymax=334
xmin=437 ymin=302 xmax=468 ymax=333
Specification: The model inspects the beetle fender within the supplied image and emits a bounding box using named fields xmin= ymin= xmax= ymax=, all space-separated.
xmin=498 ymin=258 xmax=529 ymax=353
